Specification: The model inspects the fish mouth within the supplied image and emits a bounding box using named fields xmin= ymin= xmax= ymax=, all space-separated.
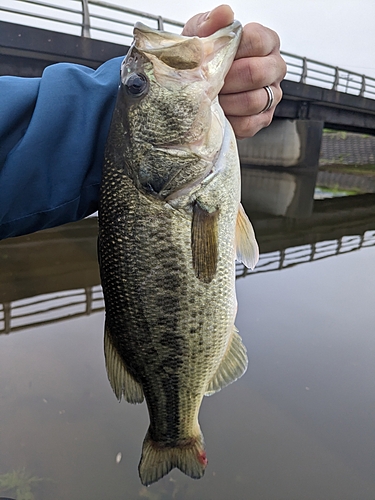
xmin=132 ymin=20 xmax=242 ymax=98
xmin=133 ymin=20 xmax=242 ymax=55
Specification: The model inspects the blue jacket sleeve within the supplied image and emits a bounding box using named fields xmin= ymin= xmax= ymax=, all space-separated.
xmin=0 ymin=56 xmax=123 ymax=240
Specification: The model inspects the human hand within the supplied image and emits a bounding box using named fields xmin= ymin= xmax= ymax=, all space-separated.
xmin=182 ymin=5 xmax=286 ymax=138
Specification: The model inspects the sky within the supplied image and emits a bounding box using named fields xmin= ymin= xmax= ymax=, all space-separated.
xmin=110 ymin=0 xmax=375 ymax=78
xmin=1 ymin=0 xmax=375 ymax=78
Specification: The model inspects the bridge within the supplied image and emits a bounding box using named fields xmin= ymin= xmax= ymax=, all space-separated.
xmin=1 ymin=1 xmax=375 ymax=136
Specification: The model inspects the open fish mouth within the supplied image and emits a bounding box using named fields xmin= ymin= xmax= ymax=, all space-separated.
xmin=133 ymin=19 xmax=242 ymax=60
xmin=123 ymin=20 xmax=243 ymax=100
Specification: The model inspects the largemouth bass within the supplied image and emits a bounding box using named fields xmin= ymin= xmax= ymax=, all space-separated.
xmin=98 ymin=20 xmax=259 ymax=486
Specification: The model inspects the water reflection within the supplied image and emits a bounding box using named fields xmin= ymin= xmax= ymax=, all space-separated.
xmin=0 ymin=180 xmax=375 ymax=499
xmin=241 ymin=166 xmax=317 ymax=218
xmin=0 ymin=287 xmax=104 ymax=335
xmin=238 ymin=230 xmax=375 ymax=278
xmin=1 ymin=192 xmax=375 ymax=335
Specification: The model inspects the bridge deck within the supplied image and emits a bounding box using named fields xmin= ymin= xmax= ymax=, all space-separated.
xmin=277 ymin=80 xmax=375 ymax=135
xmin=0 ymin=20 xmax=127 ymax=77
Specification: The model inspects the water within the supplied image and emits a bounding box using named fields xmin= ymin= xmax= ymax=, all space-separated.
xmin=0 ymin=192 xmax=375 ymax=499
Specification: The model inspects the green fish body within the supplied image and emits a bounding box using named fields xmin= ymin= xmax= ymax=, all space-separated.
xmin=98 ymin=21 xmax=258 ymax=486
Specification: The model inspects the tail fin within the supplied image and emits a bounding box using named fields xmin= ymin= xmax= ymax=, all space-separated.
xmin=138 ymin=430 xmax=207 ymax=486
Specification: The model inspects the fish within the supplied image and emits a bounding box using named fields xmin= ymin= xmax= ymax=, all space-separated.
xmin=98 ymin=20 xmax=259 ymax=486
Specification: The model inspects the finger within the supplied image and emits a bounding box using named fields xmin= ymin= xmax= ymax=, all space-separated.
xmin=226 ymin=112 xmax=274 ymax=139
xmin=235 ymin=22 xmax=281 ymax=59
xmin=182 ymin=4 xmax=234 ymax=37
xmin=219 ymin=84 xmax=283 ymax=117
xmin=221 ymin=54 xmax=286 ymax=94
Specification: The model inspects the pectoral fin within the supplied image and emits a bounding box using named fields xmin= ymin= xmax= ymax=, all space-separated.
xmin=191 ymin=201 xmax=219 ymax=284
xmin=104 ymin=324 xmax=144 ymax=404
xmin=205 ymin=326 xmax=248 ymax=396
xmin=235 ymin=203 xmax=259 ymax=270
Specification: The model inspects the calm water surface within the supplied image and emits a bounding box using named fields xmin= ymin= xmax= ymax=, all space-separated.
xmin=0 ymin=188 xmax=374 ymax=499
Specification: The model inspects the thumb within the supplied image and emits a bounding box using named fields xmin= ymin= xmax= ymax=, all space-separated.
xmin=182 ymin=4 xmax=234 ymax=37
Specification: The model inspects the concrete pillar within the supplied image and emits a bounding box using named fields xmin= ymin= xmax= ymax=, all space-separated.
xmin=237 ymin=119 xmax=324 ymax=169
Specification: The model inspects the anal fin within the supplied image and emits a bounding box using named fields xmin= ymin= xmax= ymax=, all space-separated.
xmin=236 ymin=203 xmax=259 ymax=270
xmin=104 ymin=324 xmax=144 ymax=404
xmin=205 ymin=326 xmax=248 ymax=396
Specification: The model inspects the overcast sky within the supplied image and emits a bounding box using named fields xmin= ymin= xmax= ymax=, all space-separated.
xmin=112 ymin=0 xmax=375 ymax=78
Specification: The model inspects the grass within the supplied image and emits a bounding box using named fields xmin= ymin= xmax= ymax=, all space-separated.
xmin=319 ymin=164 xmax=375 ymax=177
xmin=315 ymin=185 xmax=361 ymax=196
xmin=323 ymin=129 xmax=372 ymax=139
xmin=0 ymin=468 xmax=50 ymax=500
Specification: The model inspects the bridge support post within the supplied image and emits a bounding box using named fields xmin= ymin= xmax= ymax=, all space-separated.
xmin=237 ymin=119 xmax=324 ymax=169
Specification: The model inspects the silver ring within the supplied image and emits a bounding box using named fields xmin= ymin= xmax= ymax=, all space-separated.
xmin=260 ymin=85 xmax=274 ymax=113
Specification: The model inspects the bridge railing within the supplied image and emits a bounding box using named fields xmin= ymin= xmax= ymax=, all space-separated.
xmin=282 ymin=52 xmax=375 ymax=100
xmin=0 ymin=0 xmax=183 ymax=41
xmin=1 ymin=0 xmax=375 ymax=99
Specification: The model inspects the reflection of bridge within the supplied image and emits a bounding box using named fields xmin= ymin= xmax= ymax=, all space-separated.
xmin=2 ymin=230 xmax=374 ymax=335
xmin=0 ymin=286 xmax=104 ymax=334
xmin=236 ymin=230 xmax=375 ymax=279
xmin=1 ymin=194 xmax=375 ymax=334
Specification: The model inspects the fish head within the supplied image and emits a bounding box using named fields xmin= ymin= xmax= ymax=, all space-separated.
xmin=114 ymin=21 xmax=242 ymax=199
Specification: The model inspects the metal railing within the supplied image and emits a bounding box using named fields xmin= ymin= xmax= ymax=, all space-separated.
xmin=1 ymin=0 xmax=374 ymax=99
xmin=0 ymin=0 xmax=183 ymax=41
xmin=282 ymin=52 xmax=375 ymax=99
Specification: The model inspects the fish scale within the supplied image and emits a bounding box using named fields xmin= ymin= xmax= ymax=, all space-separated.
xmin=98 ymin=20 xmax=258 ymax=486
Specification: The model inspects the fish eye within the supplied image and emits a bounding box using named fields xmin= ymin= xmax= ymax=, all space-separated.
xmin=124 ymin=73 xmax=148 ymax=97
